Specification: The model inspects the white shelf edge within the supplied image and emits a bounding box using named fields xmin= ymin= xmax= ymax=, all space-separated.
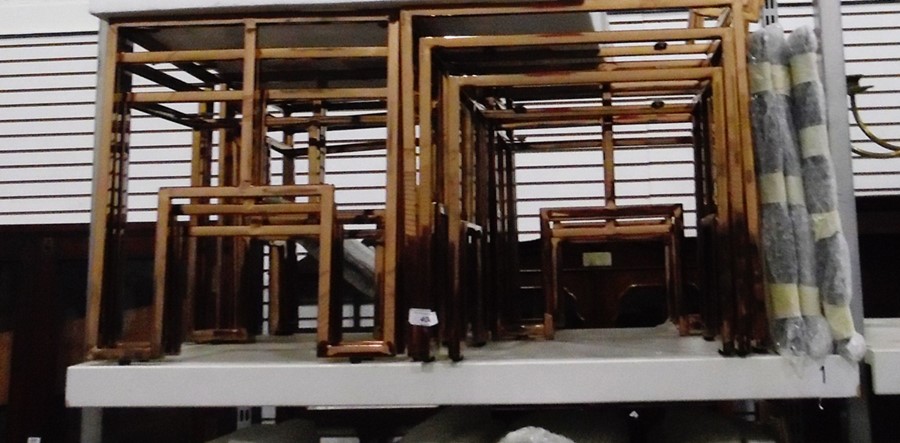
xmin=66 ymin=329 xmax=860 ymax=408
xmin=864 ymin=318 xmax=900 ymax=395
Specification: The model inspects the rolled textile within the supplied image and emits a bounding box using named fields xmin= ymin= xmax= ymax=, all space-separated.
xmin=786 ymin=25 xmax=865 ymax=362
xmin=748 ymin=27 xmax=804 ymax=356
xmin=765 ymin=24 xmax=833 ymax=360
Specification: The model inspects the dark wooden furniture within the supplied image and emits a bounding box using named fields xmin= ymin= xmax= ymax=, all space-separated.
xmin=540 ymin=205 xmax=686 ymax=339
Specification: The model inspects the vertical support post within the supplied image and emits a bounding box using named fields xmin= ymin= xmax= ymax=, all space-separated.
xmin=812 ymin=2 xmax=871 ymax=443
xmin=408 ymin=32 xmax=437 ymax=361
xmin=316 ymin=186 xmax=342 ymax=354
xmin=270 ymin=124 xmax=298 ymax=335
xmin=185 ymin=102 xmax=213 ymax=338
xmin=485 ymin=122 xmax=502 ymax=334
xmin=812 ymin=0 xmax=864 ymax=336
xmin=399 ymin=11 xmax=418 ymax=241
xmin=80 ymin=408 xmax=102 ymax=443
xmin=85 ymin=21 xmax=117 ymax=356
xmin=711 ymin=69 xmax=735 ymax=353
xmin=211 ymin=88 xmax=236 ymax=335
xmin=268 ymin=240 xmax=285 ymax=334
xmin=219 ymin=85 xmax=238 ymax=189
xmin=152 ymin=190 xmax=172 ymax=356
xmin=721 ymin=26 xmax=744 ymax=354
xmin=461 ymin=105 xmax=475 ymax=222
xmin=761 ymin=0 xmax=779 ymax=26
xmin=306 ymin=100 xmax=327 ymax=341
xmin=672 ymin=207 xmax=686 ymax=334
xmin=236 ymin=20 xmax=260 ymax=338
xmin=732 ymin=0 xmax=765 ymax=352
xmin=601 ymin=90 xmax=616 ymax=208
xmin=383 ymin=15 xmax=401 ymax=352
xmin=503 ymin=139 xmax=519 ymax=317
xmin=398 ymin=11 xmax=419 ymax=353
xmin=308 ymin=100 xmax=326 ymax=188
xmin=540 ymin=210 xmax=554 ymax=338
xmin=282 ymin=131 xmax=296 ymax=187
xmin=255 ymin=92 xmax=270 ymax=186
xmin=226 ymin=20 xmax=259 ymax=339
xmin=444 ymin=77 xmax=463 ymax=360
xmin=494 ymin=137 xmax=510 ymax=330
xmin=239 ymin=21 xmax=258 ymax=187
xmin=85 ymin=22 xmax=135 ymax=357
xmin=473 ymin=112 xmax=492 ymax=343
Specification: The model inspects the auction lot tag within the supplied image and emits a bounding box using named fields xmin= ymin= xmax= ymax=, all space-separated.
xmin=408 ymin=308 xmax=439 ymax=327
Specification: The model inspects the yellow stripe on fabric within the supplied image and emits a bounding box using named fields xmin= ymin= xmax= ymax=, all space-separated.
xmin=798 ymin=285 xmax=822 ymax=316
xmin=749 ymin=62 xmax=773 ymax=95
xmin=759 ymin=173 xmax=788 ymax=204
xmin=785 ymin=176 xmax=806 ymax=206
xmin=812 ymin=210 xmax=842 ymax=240
xmin=799 ymin=125 xmax=830 ymax=159
xmin=769 ymin=283 xmax=801 ymax=319
xmin=790 ymin=52 xmax=819 ymax=87
xmin=772 ymin=65 xmax=791 ymax=95
xmin=823 ymin=302 xmax=856 ymax=340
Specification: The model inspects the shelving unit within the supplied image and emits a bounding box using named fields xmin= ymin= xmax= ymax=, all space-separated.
xmin=66 ymin=327 xmax=859 ymax=408
xmin=64 ymin=1 xmax=870 ymax=441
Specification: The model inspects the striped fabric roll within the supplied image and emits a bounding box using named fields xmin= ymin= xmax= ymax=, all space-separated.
xmin=766 ymin=24 xmax=833 ymax=360
xmin=787 ymin=25 xmax=864 ymax=362
xmin=748 ymin=26 xmax=805 ymax=356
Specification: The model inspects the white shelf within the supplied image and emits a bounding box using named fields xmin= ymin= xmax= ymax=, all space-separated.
xmin=865 ymin=318 xmax=900 ymax=395
xmin=66 ymin=326 xmax=860 ymax=408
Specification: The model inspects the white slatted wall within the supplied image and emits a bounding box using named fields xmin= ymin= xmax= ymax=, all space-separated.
xmin=781 ymin=0 xmax=900 ymax=196
xmin=0 ymin=1 xmax=898 ymax=227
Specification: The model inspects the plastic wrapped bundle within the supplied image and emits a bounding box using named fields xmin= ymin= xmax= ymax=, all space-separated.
xmin=205 ymin=419 xmax=318 ymax=443
xmin=506 ymin=409 xmax=629 ymax=443
xmin=764 ymin=24 xmax=833 ymax=360
xmin=748 ymin=26 xmax=804 ymax=356
xmin=498 ymin=428 xmax=575 ymax=443
xmin=400 ymin=407 xmax=506 ymax=442
xmin=786 ymin=25 xmax=865 ymax=361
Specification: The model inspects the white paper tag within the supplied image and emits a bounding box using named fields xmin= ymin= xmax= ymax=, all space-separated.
xmin=408 ymin=308 xmax=439 ymax=327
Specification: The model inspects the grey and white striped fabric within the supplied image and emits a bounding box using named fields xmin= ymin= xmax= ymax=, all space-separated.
xmin=787 ymin=25 xmax=865 ymax=362
xmin=748 ymin=25 xmax=805 ymax=356
xmin=767 ymin=25 xmax=833 ymax=360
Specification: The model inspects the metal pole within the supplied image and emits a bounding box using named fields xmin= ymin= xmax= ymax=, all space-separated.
xmin=80 ymin=408 xmax=103 ymax=443
xmin=812 ymin=1 xmax=871 ymax=442
xmin=762 ymin=0 xmax=779 ymax=25
xmin=81 ymin=22 xmax=110 ymax=443
xmin=813 ymin=0 xmax=863 ymax=332
xmin=812 ymin=0 xmax=864 ymax=335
